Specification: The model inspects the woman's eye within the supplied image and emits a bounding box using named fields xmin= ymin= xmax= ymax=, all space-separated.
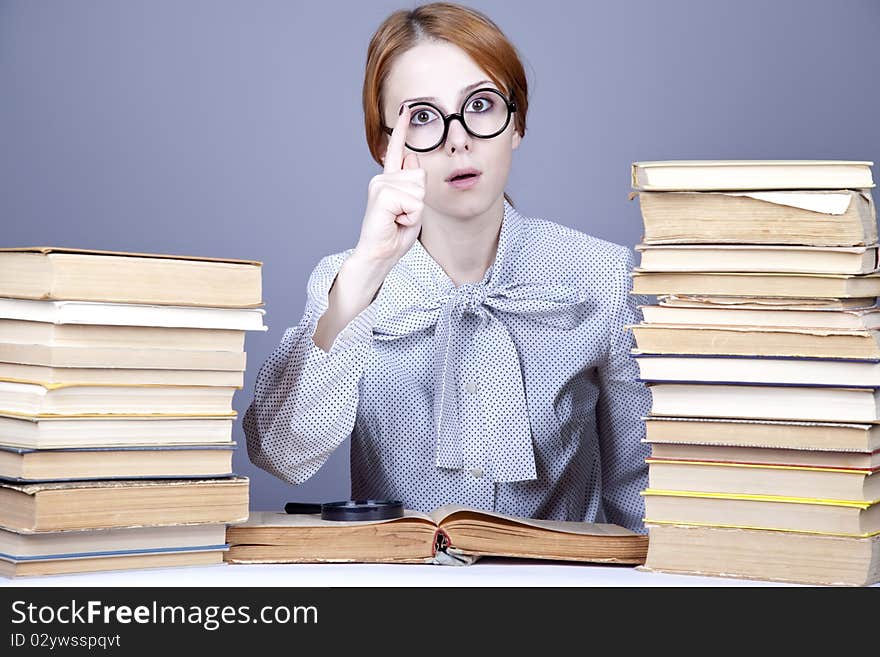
xmin=466 ymin=96 xmax=494 ymax=113
xmin=410 ymin=108 xmax=437 ymax=126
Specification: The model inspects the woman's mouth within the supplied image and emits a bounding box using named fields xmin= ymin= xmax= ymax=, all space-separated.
xmin=446 ymin=169 xmax=482 ymax=190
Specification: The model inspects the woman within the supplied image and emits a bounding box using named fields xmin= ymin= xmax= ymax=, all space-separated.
xmin=243 ymin=2 xmax=652 ymax=532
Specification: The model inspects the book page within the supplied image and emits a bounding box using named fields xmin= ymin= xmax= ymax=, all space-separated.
xmin=234 ymin=509 xmax=435 ymax=529
xmin=429 ymin=504 xmax=638 ymax=536
xmin=722 ymin=191 xmax=855 ymax=215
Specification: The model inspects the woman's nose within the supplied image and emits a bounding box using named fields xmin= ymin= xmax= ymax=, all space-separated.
xmin=444 ymin=117 xmax=471 ymax=155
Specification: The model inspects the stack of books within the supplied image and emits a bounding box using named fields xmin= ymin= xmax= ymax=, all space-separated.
xmin=0 ymin=247 xmax=259 ymax=577
xmin=628 ymin=161 xmax=880 ymax=586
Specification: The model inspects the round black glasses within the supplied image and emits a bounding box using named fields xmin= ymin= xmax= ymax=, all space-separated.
xmin=383 ymin=87 xmax=517 ymax=153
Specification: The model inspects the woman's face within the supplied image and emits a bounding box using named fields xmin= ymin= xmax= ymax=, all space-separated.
xmin=381 ymin=40 xmax=521 ymax=219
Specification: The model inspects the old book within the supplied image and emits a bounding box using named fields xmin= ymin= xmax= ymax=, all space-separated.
xmin=642 ymin=524 xmax=880 ymax=586
xmin=641 ymin=489 xmax=880 ymax=536
xmin=0 ymin=523 xmax=227 ymax=577
xmin=0 ymin=381 xmax=239 ymax=417
xmin=633 ymin=354 xmax=880 ymax=387
xmin=0 ymin=363 xmax=243 ymax=387
xmin=0 ymin=297 xmax=267 ymax=331
xmin=631 ymin=160 xmax=875 ymax=191
xmin=225 ymin=506 xmax=648 ymax=565
xmin=0 ymin=547 xmax=225 ymax=578
xmin=647 ymin=382 xmax=880 ymax=423
xmin=0 ymin=523 xmax=227 ymax=559
xmin=0 ymin=443 xmax=235 ymax=481
xmin=641 ymin=302 xmax=880 ymax=329
xmin=647 ymin=442 xmax=880 ymax=469
xmin=631 ymin=270 xmax=880 ymax=298
xmin=0 ymin=247 xmax=263 ymax=307
xmin=0 ymin=414 xmax=234 ymax=449
xmin=630 ymin=324 xmax=880 ymax=358
xmin=644 ymin=416 xmax=880 ymax=452
xmin=0 ymin=319 xmax=246 ymax=352
xmin=635 ymin=243 xmax=879 ymax=274
xmin=0 ymin=477 xmax=249 ymax=532
xmin=635 ymin=189 xmax=876 ymax=246
xmin=660 ymin=295 xmax=877 ymax=310
xmin=646 ymin=459 xmax=880 ymax=501
xmin=0 ymin=343 xmax=246 ymax=371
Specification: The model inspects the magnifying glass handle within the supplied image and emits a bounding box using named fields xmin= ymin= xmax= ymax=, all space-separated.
xmin=284 ymin=502 xmax=323 ymax=514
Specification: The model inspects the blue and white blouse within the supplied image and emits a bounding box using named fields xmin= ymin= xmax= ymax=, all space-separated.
xmin=243 ymin=199 xmax=652 ymax=532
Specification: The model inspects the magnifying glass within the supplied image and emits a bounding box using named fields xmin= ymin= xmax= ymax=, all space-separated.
xmin=284 ymin=499 xmax=404 ymax=521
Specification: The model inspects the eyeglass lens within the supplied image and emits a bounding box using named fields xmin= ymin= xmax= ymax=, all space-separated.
xmin=406 ymin=89 xmax=510 ymax=151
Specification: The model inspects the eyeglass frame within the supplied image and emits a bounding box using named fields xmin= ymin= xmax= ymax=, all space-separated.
xmin=382 ymin=87 xmax=518 ymax=153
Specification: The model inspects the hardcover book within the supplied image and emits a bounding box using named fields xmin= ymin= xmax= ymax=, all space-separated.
xmin=644 ymin=416 xmax=880 ymax=452
xmin=635 ymin=243 xmax=879 ymax=274
xmin=647 ymin=382 xmax=880 ymax=423
xmin=0 ymin=380 xmax=239 ymax=417
xmin=0 ymin=524 xmax=228 ymax=578
xmin=631 ymin=160 xmax=875 ymax=192
xmin=0 ymin=414 xmax=235 ymax=449
xmin=646 ymin=458 xmax=880 ymax=502
xmin=0 ymin=476 xmax=249 ymax=532
xmin=0 ymin=297 xmax=267 ymax=330
xmin=630 ymin=323 xmax=880 ymax=359
xmin=640 ymin=301 xmax=880 ymax=329
xmin=641 ymin=489 xmax=880 ymax=536
xmin=634 ymin=189 xmax=876 ymax=246
xmin=630 ymin=270 xmax=880 ymax=298
xmin=642 ymin=523 xmax=880 ymax=586
xmin=0 ymin=443 xmax=236 ymax=482
xmin=646 ymin=442 xmax=880 ymax=470
xmin=0 ymin=247 xmax=263 ymax=307
xmin=633 ymin=353 xmax=880 ymax=387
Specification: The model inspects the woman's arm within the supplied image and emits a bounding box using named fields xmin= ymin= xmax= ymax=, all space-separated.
xmin=242 ymin=250 xmax=379 ymax=485
xmin=312 ymin=250 xmax=389 ymax=350
xmin=243 ymin=108 xmax=427 ymax=484
xmin=595 ymin=245 xmax=653 ymax=533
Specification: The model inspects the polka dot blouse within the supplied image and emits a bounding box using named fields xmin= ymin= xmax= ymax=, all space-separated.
xmin=242 ymin=199 xmax=652 ymax=533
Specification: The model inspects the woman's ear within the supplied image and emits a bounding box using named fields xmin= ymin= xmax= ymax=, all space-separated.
xmin=511 ymin=129 xmax=522 ymax=151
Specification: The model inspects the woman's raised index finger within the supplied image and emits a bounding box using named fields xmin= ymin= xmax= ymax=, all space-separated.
xmin=383 ymin=104 xmax=410 ymax=173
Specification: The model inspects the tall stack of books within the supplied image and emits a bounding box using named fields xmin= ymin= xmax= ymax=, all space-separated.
xmin=0 ymin=247 xmax=260 ymax=577
xmin=628 ymin=161 xmax=880 ymax=586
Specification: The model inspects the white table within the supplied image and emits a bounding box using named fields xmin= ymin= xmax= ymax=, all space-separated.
xmin=0 ymin=558 xmax=815 ymax=587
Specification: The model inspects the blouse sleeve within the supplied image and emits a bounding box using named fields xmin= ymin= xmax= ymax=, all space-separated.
xmin=241 ymin=250 xmax=379 ymax=485
xmin=595 ymin=245 xmax=653 ymax=533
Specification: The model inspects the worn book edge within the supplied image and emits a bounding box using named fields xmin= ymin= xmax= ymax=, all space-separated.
xmin=0 ymin=246 xmax=262 ymax=266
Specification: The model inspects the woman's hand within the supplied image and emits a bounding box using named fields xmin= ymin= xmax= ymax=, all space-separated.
xmin=352 ymin=105 xmax=426 ymax=273
xmin=311 ymin=105 xmax=425 ymax=352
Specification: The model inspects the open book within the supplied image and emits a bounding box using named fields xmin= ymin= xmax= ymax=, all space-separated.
xmin=225 ymin=505 xmax=648 ymax=566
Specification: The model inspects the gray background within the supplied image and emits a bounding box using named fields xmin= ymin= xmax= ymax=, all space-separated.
xmin=1 ymin=0 xmax=878 ymax=510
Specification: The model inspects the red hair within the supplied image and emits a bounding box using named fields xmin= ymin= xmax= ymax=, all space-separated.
xmin=363 ymin=2 xmax=529 ymax=207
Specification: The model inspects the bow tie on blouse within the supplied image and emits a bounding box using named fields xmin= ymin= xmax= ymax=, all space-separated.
xmin=373 ymin=235 xmax=584 ymax=483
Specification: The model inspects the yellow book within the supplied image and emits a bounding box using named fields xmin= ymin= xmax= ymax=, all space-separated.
xmin=642 ymin=488 xmax=879 ymax=537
